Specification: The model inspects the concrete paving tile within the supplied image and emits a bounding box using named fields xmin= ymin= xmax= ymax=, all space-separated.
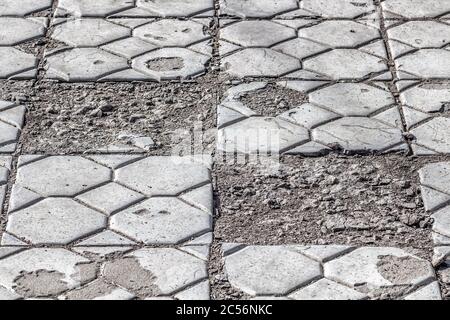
xmin=0 ymin=101 xmax=26 ymax=153
xmin=2 ymin=155 xmax=213 ymax=246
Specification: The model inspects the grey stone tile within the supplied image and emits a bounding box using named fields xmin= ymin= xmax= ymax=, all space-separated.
xmin=55 ymin=0 xmax=214 ymax=17
xmin=0 ymin=47 xmax=38 ymax=80
xmin=219 ymin=0 xmax=377 ymax=19
xmin=0 ymin=0 xmax=52 ymax=16
xmin=0 ymin=157 xmax=11 ymax=226
xmin=0 ymin=247 xmax=209 ymax=300
xmin=217 ymin=82 xmax=406 ymax=155
xmin=381 ymin=0 xmax=450 ymax=19
xmin=222 ymin=244 xmax=439 ymax=300
xmin=2 ymin=155 xmax=213 ymax=246
xmin=45 ymin=18 xmax=212 ymax=82
xmin=0 ymin=18 xmax=47 ymax=46
xmin=0 ymin=100 xmax=26 ymax=153
xmin=220 ymin=19 xmax=389 ymax=80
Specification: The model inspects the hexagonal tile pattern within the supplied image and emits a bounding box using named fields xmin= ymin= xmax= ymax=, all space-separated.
xmin=0 ymin=247 xmax=209 ymax=300
xmin=45 ymin=18 xmax=212 ymax=82
xmin=396 ymin=81 xmax=450 ymax=155
xmin=0 ymin=18 xmax=47 ymax=46
xmin=0 ymin=0 xmax=52 ymax=16
xmin=0 ymin=100 xmax=26 ymax=153
xmin=395 ymin=49 xmax=450 ymax=80
xmin=2 ymin=155 xmax=213 ymax=246
xmin=382 ymin=0 xmax=450 ymax=19
xmin=222 ymin=245 xmax=440 ymax=300
xmin=419 ymin=162 xmax=450 ymax=265
xmin=220 ymin=19 xmax=389 ymax=80
xmin=219 ymin=0 xmax=376 ymax=18
xmin=0 ymin=47 xmax=38 ymax=79
xmin=217 ymin=82 xmax=406 ymax=155
xmin=55 ymin=0 xmax=214 ymax=17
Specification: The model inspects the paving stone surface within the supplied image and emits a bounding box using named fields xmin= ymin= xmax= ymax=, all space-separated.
xmin=45 ymin=18 xmax=212 ymax=82
xmin=419 ymin=163 xmax=450 ymax=266
xmin=220 ymin=19 xmax=390 ymax=80
xmin=217 ymin=81 xmax=407 ymax=154
xmin=0 ymin=100 xmax=26 ymax=153
xmin=55 ymin=0 xmax=215 ymax=18
xmin=0 ymin=247 xmax=209 ymax=300
xmin=2 ymin=155 xmax=213 ymax=246
xmin=381 ymin=0 xmax=450 ymax=19
xmin=219 ymin=0 xmax=377 ymax=18
xmin=396 ymin=81 xmax=450 ymax=155
xmin=222 ymin=244 xmax=441 ymax=300
xmin=0 ymin=157 xmax=11 ymax=218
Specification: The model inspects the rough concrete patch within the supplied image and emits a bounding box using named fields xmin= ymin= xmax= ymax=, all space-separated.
xmin=240 ymin=83 xmax=307 ymax=117
xmin=376 ymin=255 xmax=430 ymax=285
xmin=102 ymin=257 xmax=160 ymax=298
xmin=13 ymin=270 xmax=69 ymax=298
xmin=146 ymin=57 xmax=185 ymax=72
xmin=71 ymin=262 xmax=98 ymax=284
xmin=64 ymin=280 xmax=115 ymax=300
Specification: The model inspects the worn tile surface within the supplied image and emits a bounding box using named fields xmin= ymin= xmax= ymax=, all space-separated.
xmin=2 ymin=155 xmax=213 ymax=246
xmin=220 ymin=19 xmax=389 ymax=80
xmin=217 ymin=81 xmax=406 ymax=154
xmin=419 ymin=163 xmax=450 ymax=266
xmin=222 ymin=244 xmax=441 ymax=300
xmin=0 ymin=100 xmax=26 ymax=153
xmin=0 ymin=247 xmax=209 ymax=300
xmin=45 ymin=18 xmax=212 ymax=82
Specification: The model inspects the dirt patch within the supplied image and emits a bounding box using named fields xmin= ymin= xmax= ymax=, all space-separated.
xmin=214 ymin=154 xmax=439 ymax=256
xmin=13 ymin=270 xmax=69 ymax=298
xmin=21 ymin=77 xmax=220 ymax=154
xmin=64 ymin=280 xmax=117 ymax=300
xmin=239 ymin=83 xmax=307 ymax=117
xmin=377 ymin=255 xmax=430 ymax=284
xmin=146 ymin=57 xmax=185 ymax=71
xmin=102 ymin=256 xmax=160 ymax=298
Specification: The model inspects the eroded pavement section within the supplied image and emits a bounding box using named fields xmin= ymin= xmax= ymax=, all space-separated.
xmin=0 ymin=155 xmax=213 ymax=300
xmin=215 ymin=244 xmax=441 ymax=300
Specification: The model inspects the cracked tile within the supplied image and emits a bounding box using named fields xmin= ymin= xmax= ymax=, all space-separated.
xmin=45 ymin=18 xmax=212 ymax=82
xmin=222 ymin=244 xmax=439 ymax=300
xmin=0 ymin=100 xmax=26 ymax=153
xmin=2 ymin=155 xmax=213 ymax=246
xmin=217 ymin=82 xmax=406 ymax=155
xmin=0 ymin=247 xmax=209 ymax=300
xmin=220 ymin=19 xmax=389 ymax=80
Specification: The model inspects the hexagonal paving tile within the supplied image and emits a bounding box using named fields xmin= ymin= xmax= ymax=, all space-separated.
xmin=5 ymin=155 xmax=212 ymax=246
xmin=220 ymin=21 xmax=296 ymax=47
xmin=45 ymin=48 xmax=129 ymax=81
xmin=55 ymin=0 xmax=134 ymax=17
xmin=52 ymin=19 xmax=131 ymax=47
xmin=217 ymin=81 xmax=404 ymax=155
xmin=0 ymin=18 xmax=47 ymax=46
xmin=6 ymin=198 xmax=107 ymax=245
xmin=221 ymin=48 xmax=301 ymax=78
xmin=224 ymin=245 xmax=322 ymax=295
xmin=0 ymin=47 xmax=37 ymax=79
xmin=382 ymin=0 xmax=450 ymax=19
xmin=0 ymin=101 xmax=26 ymax=153
xmin=410 ymin=117 xmax=450 ymax=155
xmin=219 ymin=0 xmax=298 ymax=18
xmin=115 ymin=156 xmax=210 ymax=196
xmin=15 ymin=156 xmax=111 ymax=197
xmin=0 ymin=0 xmax=52 ymax=16
xmin=324 ymin=247 xmax=436 ymax=297
xmin=304 ymin=49 xmax=388 ymax=80
xmin=0 ymin=247 xmax=209 ymax=300
xmin=134 ymin=19 xmax=210 ymax=47
xmin=111 ymin=197 xmax=212 ymax=244
xmin=312 ymin=117 xmax=405 ymax=153
xmin=387 ymin=21 xmax=450 ymax=58
xmin=395 ymin=49 xmax=450 ymax=79
xmin=222 ymin=245 xmax=440 ymax=299
xmin=220 ymin=20 xmax=388 ymax=80
xmin=299 ymin=0 xmax=376 ymax=18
